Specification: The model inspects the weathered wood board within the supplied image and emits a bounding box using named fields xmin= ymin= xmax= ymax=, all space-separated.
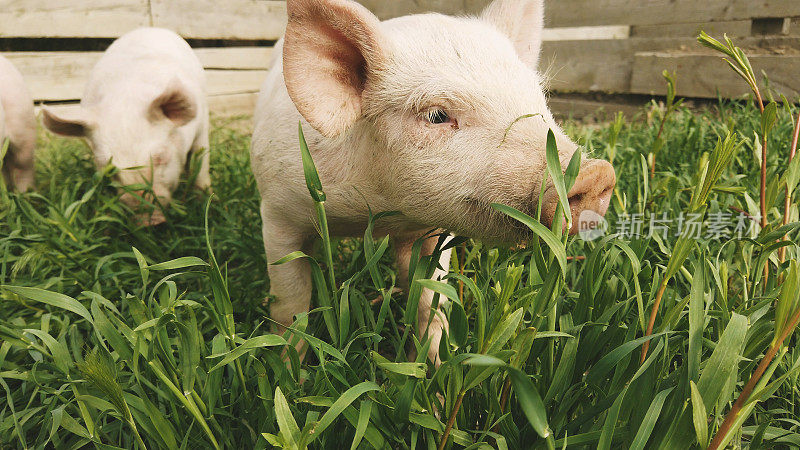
xmin=542 ymin=26 xmax=630 ymax=41
xmin=150 ymin=0 xmax=287 ymax=40
xmin=540 ymin=38 xmax=692 ymax=94
xmin=206 ymin=70 xmax=268 ymax=97
xmin=2 ymin=52 xmax=97 ymax=101
xmin=37 ymin=91 xmax=260 ymax=120
xmin=208 ymin=93 xmax=259 ymax=118
xmin=0 ymin=0 xmax=150 ymax=38
xmin=631 ymin=52 xmax=800 ymax=99
xmin=194 ymin=47 xmax=274 ymax=70
xmin=630 ymin=21 xmax=753 ymax=39
xmin=0 ymin=0 xmax=287 ymax=40
xmin=2 ymin=49 xmax=271 ymax=102
xmin=541 ymin=37 xmax=800 ymax=95
xmin=545 ymin=0 xmax=800 ymax=28
xmin=548 ymin=95 xmax=645 ymax=120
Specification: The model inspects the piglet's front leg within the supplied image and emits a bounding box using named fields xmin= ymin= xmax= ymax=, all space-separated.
xmin=3 ymin=143 xmax=35 ymax=192
xmin=394 ymin=233 xmax=452 ymax=367
xmin=191 ymin=120 xmax=212 ymax=192
xmin=261 ymin=209 xmax=312 ymax=357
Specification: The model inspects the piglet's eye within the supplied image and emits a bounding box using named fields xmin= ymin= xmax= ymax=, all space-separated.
xmin=425 ymin=109 xmax=452 ymax=125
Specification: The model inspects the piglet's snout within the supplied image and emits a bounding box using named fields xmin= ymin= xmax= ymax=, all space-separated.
xmin=567 ymin=159 xmax=615 ymax=234
xmin=119 ymin=190 xmax=169 ymax=227
xmin=541 ymin=159 xmax=616 ymax=235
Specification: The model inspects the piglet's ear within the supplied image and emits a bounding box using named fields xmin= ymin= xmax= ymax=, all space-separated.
xmin=41 ymin=106 xmax=94 ymax=137
xmin=481 ymin=0 xmax=545 ymax=70
xmin=149 ymin=79 xmax=198 ymax=126
xmin=283 ymin=0 xmax=386 ymax=138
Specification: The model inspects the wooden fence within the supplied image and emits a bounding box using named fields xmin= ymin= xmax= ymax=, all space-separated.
xmin=0 ymin=1 xmax=286 ymax=118
xmin=1 ymin=0 xmax=799 ymax=119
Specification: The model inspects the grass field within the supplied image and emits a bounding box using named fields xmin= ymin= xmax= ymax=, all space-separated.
xmin=1 ymin=95 xmax=800 ymax=450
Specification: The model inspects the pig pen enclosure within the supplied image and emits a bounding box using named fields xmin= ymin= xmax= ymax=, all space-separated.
xmin=2 ymin=1 xmax=800 ymax=449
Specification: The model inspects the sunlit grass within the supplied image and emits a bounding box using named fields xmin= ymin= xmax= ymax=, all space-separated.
xmin=1 ymin=95 xmax=799 ymax=449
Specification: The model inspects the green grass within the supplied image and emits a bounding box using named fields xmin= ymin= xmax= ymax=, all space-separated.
xmin=1 ymin=98 xmax=799 ymax=449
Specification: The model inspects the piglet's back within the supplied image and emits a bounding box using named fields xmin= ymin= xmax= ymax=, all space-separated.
xmin=82 ymin=28 xmax=206 ymax=106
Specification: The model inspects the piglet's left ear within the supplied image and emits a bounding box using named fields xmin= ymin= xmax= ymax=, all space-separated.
xmin=149 ymin=79 xmax=198 ymax=126
xmin=283 ymin=0 xmax=386 ymax=138
xmin=481 ymin=0 xmax=545 ymax=70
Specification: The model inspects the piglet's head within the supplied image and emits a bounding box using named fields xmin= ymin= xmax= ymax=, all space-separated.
xmin=284 ymin=0 xmax=616 ymax=242
xmin=41 ymin=79 xmax=198 ymax=226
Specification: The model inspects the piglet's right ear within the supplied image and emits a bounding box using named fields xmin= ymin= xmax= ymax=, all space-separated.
xmin=149 ymin=79 xmax=198 ymax=126
xmin=482 ymin=0 xmax=545 ymax=70
xmin=283 ymin=0 xmax=386 ymax=138
xmin=41 ymin=106 xmax=94 ymax=137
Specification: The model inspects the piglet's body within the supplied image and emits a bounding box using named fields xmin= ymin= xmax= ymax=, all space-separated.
xmin=252 ymin=0 xmax=617 ymax=363
xmin=0 ymin=55 xmax=36 ymax=191
xmin=43 ymin=28 xmax=210 ymax=225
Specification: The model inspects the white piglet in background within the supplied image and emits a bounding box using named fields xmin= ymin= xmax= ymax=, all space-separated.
xmin=0 ymin=55 xmax=36 ymax=192
xmin=42 ymin=28 xmax=210 ymax=225
xmin=251 ymin=0 xmax=617 ymax=363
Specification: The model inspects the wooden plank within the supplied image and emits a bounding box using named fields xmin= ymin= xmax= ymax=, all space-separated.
xmin=549 ymin=95 xmax=644 ymax=120
xmin=1 ymin=0 xmax=796 ymax=40
xmin=208 ymin=93 xmax=259 ymax=118
xmin=540 ymin=36 xmax=800 ymax=94
xmin=631 ymin=52 xmax=800 ymax=99
xmin=3 ymin=49 xmax=272 ymax=102
xmin=0 ymin=0 xmax=285 ymax=40
xmin=150 ymin=0 xmax=287 ymax=40
xmin=194 ymin=47 xmax=274 ymax=70
xmin=206 ymin=70 xmax=268 ymax=96
xmin=545 ymin=0 xmax=800 ymax=28
xmin=37 ymin=93 xmax=258 ymax=120
xmin=541 ymin=39 xmax=644 ymax=93
xmin=631 ymin=21 xmax=752 ymax=38
xmin=3 ymin=52 xmax=98 ymax=102
xmin=791 ymin=18 xmax=800 ymax=36
xmin=0 ymin=0 xmax=149 ymax=38
xmin=752 ymin=18 xmax=791 ymax=36
xmin=543 ymin=26 xmax=630 ymax=41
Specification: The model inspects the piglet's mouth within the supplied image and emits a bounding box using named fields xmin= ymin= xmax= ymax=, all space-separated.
xmin=135 ymin=210 xmax=167 ymax=227
xmin=457 ymin=195 xmax=543 ymax=243
xmin=120 ymin=191 xmax=169 ymax=227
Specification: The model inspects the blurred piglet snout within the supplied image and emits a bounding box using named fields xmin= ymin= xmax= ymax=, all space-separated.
xmin=567 ymin=159 xmax=616 ymax=234
xmin=119 ymin=190 xmax=169 ymax=227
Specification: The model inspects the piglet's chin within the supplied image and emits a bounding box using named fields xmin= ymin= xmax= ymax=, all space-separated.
xmin=120 ymin=191 xmax=169 ymax=227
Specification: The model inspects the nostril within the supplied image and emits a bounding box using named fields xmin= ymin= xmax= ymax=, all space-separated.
xmin=569 ymin=193 xmax=584 ymax=208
